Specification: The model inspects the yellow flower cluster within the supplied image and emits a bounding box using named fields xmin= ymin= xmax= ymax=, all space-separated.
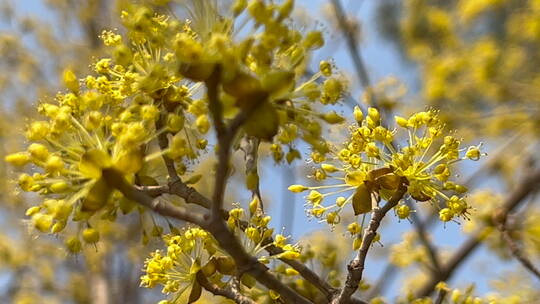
xmin=142 ymin=197 xmax=301 ymax=302
xmin=289 ymin=107 xmax=484 ymax=231
xmin=5 ymin=0 xmax=346 ymax=245
xmin=389 ymin=232 xmax=429 ymax=268
xmin=227 ymin=197 xmax=301 ymax=261
xmin=5 ymin=68 xmax=158 ymax=238
xmin=400 ymin=0 xmax=540 ymax=138
xmin=141 ymin=227 xmax=217 ymax=301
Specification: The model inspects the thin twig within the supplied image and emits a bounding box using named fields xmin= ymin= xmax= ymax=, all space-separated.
xmin=155 ymin=112 xmax=181 ymax=183
xmin=243 ymin=136 xmax=264 ymax=210
xmin=205 ymin=219 xmax=313 ymax=304
xmin=196 ymin=272 xmax=257 ymax=304
xmin=434 ymin=288 xmax=448 ymax=304
xmin=102 ymin=169 xmax=207 ymax=226
xmin=205 ymin=66 xmax=230 ymax=219
xmin=497 ymin=217 xmax=540 ymax=281
xmin=137 ymin=181 xmax=212 ymax=209
xmin=415 ymin=168 xmax=540 ymax=297
xmin=332 ymin=184 xmax=408 ymax=304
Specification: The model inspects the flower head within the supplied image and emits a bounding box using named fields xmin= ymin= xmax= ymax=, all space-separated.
xmin=289 ymin=107 xmax=485 ymax=229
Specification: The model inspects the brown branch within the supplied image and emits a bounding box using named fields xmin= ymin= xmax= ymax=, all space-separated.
xmin=497 ymin=217 xmax=540 ymax=281
xmin=332 ymin=184 xmax=408 ymax=304
xmin=205 ymin=220 xmax=313 ymax=304
xmin=136 ymin=185 xmax=168 ymax=197
xmin=196 ymin=272 xmax=257 ymax=304
xmin=138 ymin=177 xmax=351 ymax=302
xmin=138 ymin=182 xmax=212 ymax=209
xmin=205 ymin=65 xmax=227 ymax=137
xmin=434 ymin=288 xmax=448 ymax=304
xmin=243 ymin=136 xmax=264 ymax=210
xmin=205 ymin=65 xmax=234 ymax=220
xmin=415 ymin=168 xmax=540 ymax=297
xmin=106 ymin=168 xmax=311 ymax=303
xmin=155 ymin=111 xmax=181 ymax=183
xmin=102 ymin=169 xmax=207 ymax=226
xmin=202 ymin=66 xmax=313 ymax=303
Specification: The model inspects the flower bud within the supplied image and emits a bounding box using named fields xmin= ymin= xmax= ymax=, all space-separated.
xmin=439 ymin=208 xmax=454 ymax=222
xmin=25 ymin=206 xmax=41 ymax=217
xmin=347 ymin=222 xmax=361 ymax=235
xmin=322 ymin=111 xmax=345 ymax=124
xmin=5 ymin=152 xmax=31 ymax=167
xmin=336 ymin=196 xmax=347 ymax=207
xmin=65 ymin=236 xmax=82 ymax=254
xmin=288 ymin=185 xmax=308 ymax=193
xmin=396 ymin=205 xmax=410 ymax=219
xmin=167 ymin=113 xmax=184 ymax=133
xmin=319 ymin=60 xmax=332 ymax=77
xmin=62 ymin=68 xmax=79 ymax=93
xmin=285 ymin=268 xmax=299 ymax=276
xmin=353 ymin=106 xmax=364 ymax=122
xmin=321 ymin=163 xmax=339 ymax=173
xmin=32 ymin=213 xmax=53 ymax=233
xmin=395 ymin=116 xmax=408 ymax=128
xmin=304 ymin=31 xmax=324 ymax=49
xmin=82 ymin=228 xmax=100 ymax=243
xmin=45 ymin=156 xmax=64 ymax=173
xmin=465 ymin=146 xmax=481 ymax=160
xmin=249 ymin=196 xmax=259 ymax=214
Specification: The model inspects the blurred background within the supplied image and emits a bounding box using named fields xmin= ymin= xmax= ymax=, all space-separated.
xmin=1 ymin=0 xmax=539 ymax=303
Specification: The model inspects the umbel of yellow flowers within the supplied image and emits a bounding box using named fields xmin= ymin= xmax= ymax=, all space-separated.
xmin=289 ymin=107 xmax=484 ymax=235
xmin=4 ymin=0 xmax=346 ymax=302
xmin=4 ymin=0 xmax=340 ymax=243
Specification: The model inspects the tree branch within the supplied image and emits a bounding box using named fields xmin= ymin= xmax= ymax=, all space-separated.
xmin=155 ymin=112 xmax=181 ymax=183
xmin=332 ymin=184 xmax=408 ymax=304
xmin=497 ymin=216 xmax=540 ymax=281
xmin=102 ymin=169 xmax=207 ymax=226
xmin=415 ymin=168 xmax=540 ymax=297
xmin=138 ymin=175 xmax=350 ymax=301
xmin=205 ymin=65 xmax=234 ymax=220
xmin=205 ymin=220 xmax=313 ymax=304
xmin=243 ymin=136 xmax=264 ymax=210
xmin=196 ymin=272 xmax=257 ymax=304
xmin=434 ymin=288 xmax=448 ymax=304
